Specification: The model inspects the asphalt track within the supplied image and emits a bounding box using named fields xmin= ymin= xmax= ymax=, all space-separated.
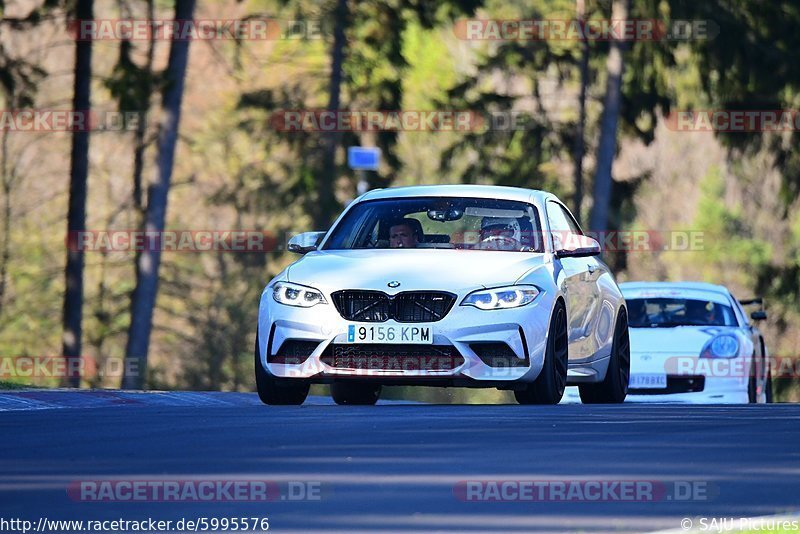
xmin=1 ymin=390 xmax=799 ymax=533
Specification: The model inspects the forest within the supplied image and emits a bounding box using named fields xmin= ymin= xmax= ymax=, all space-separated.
xmin=1 ymin=0 xmax=798 ymax=401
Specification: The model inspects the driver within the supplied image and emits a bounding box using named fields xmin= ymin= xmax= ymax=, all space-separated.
xmin=479 ymin=217 xmax=522 ymax=250
xmin=389 ymin=218 xmax=422 ymax=248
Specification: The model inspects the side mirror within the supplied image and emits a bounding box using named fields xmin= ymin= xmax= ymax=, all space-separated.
xmin=750 ymin=310 xmax=767 ymax=321
xmin=287 ymin=231 xmax=326 ymax=254
xmin=555 ymin=234 xmax=602 ymax=258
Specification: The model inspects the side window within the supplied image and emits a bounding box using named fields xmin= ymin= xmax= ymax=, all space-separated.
xmin=721 ymin=305 xmax=737 ymax=327
xmin=561 ymin=205 xmax=582 ymax=235
xmin=546 ymin=201 xmax=582 ymax=249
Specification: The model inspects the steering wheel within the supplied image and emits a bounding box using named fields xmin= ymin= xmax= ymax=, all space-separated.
xmin=479 ymin=234 xmax=521 ymax=251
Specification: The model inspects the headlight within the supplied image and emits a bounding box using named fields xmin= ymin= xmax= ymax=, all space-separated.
xmin=272 ymin=282 xmax=327 ymax=307
xmin=461 ymin=285 xmax=540 ymax=310
xmin=700 ymin=334 xmax=739 ymax=358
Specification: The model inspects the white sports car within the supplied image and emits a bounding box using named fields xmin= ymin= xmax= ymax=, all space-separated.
xmin=620 ymin=281 xmax=772 ymax=403
xmin=256 ymin=185 xmax=630 ymax=405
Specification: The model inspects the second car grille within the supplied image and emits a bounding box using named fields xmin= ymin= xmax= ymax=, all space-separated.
xmin=629 ymin=375 xmax=705 ymax=395
xmin=331 ymin=290 xmax=456 ymax=323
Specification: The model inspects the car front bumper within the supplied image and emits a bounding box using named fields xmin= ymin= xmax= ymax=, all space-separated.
xmin=257 ymin=287 xmax=554 ymax=385
xmin=627 ymin=352 xmax=752 ymax=403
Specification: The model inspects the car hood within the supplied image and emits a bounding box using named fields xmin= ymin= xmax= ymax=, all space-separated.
xmin=286 ymin=249 xmax=548 ymax=294
xmin=629 ymin=326 xmax=743 ymax=355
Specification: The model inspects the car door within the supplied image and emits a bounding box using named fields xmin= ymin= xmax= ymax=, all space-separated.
xmin=546 ymin=201 xmax=601 ymax=360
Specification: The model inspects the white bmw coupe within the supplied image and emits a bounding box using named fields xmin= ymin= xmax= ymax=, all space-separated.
xmin=256 ymin=185 xmax=630 ymax=405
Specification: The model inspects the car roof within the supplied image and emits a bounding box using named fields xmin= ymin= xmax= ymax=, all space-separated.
xmin=359 ymin=184 xmax=554 ymax=204
xmin=619 ymin=281 xmax=731 ymax=296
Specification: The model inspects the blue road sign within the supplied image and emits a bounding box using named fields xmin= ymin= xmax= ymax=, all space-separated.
xmin=347 ymin=146 xmax=381 ymax=171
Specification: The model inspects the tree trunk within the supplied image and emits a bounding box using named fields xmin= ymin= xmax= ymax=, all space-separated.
xmin=61 ymin=0 xmax=93 ymax=388
xmin=122 ymin=0 xmax=196 ymax=389
xmin=132 ymin=0 xmax=155 ymax=225
xmin=572 ymin=0 xmax=589 ymax=222
xmin=589 ymin=0 xmax=629 ymax=233
xmin=0 ymin=127 xmax=11 ymax=318
xmin=314 ymin=0 xmax=348 ymax=229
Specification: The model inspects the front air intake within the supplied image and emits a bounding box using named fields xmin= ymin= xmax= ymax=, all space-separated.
xmin=268 ymin=339 xmax=320 ymax=364
xmin=470 ymin=342 xmax=528 ymax=367
xmin=320 ymin=344 xmax=464 ymax=371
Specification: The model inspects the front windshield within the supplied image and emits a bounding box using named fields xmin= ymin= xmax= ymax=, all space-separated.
xmin=323 ymin=197 xmax=544 ymax=252
xmin=627 ymin=297 xmax=738 ymax=327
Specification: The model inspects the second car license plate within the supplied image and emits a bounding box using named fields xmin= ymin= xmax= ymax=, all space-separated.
xmin=347 ymin=324 xmax=432 ymax=344
xmin=629 ymin=374 xmax=668 ymax=389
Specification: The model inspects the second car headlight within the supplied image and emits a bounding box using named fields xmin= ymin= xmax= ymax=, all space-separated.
xmin=272 ymin=281 xmax=327 ymax=308
xmin=700 ymin=334 xmax=740 ymax=358
xmin=461 ymin=285 xmax=540 ymax=310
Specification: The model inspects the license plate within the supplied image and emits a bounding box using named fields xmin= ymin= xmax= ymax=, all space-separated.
xmin=346 ymin=324 xmax=432 ymax=344
xmin=629 ymin=374 xmax=667 ymax=389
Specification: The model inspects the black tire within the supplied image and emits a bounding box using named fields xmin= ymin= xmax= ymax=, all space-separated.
xmin=515 ymin=300 xmax=568 ymax=405
xmin=254 ymin=329 xmax=309 ymax=405
xmin=765 ymin=369 xmax=774 ymax=403
xmin=331 ymin=382 xmax=382 ymax=405
xmin=748 ymin=356 xmax=773 ymax=404
xmin=747 ymin=359 xmax=758 ymax=403
xmin=579 ymin=308 xmax=630 ymax=404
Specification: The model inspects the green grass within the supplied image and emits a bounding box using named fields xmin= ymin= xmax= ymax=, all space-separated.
xmin=0 ymin=380 xmax=31 ymax=390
